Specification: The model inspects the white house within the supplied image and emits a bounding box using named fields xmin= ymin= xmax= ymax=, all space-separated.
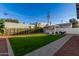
xmin=4 ymin=22 xmax=35 ymax=35
xmin=56 ymin=23 xmax=72 ymax=28
xmin=44 ymin=23 xmax=79 ymax=34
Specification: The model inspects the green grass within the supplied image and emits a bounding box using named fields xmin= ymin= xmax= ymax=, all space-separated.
xmin=9 ymin=34 xmax=64 ymax=56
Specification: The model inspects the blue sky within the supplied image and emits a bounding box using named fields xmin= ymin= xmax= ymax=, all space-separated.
xmin=0 ymin=3 xmax=77 ymax=24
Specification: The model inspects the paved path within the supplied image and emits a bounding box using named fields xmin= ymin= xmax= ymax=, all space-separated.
xmin=6 ymin=39 xmax=14 ymax=56
xmin=0 ymin=38 xmax=8 ymax=56
xmin=25 ymin=35 xmax=72 ymax=56
xmin=54 ymin=36 xmax=79 ymax=56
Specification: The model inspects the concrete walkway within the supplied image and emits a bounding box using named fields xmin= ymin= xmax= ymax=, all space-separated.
xmin=6 ymin=39 xmax=14 ymax=56
xmin=24 ymin=35 xmax=73 ymax=56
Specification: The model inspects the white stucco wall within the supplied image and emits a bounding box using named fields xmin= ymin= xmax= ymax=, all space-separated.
xmin=56 ymin=28 xmax=79 ymax=34
xmin=44 ymin=28 xmax=79 ymax=34
xmin=4 ymin=22 xmax=35 ymax=29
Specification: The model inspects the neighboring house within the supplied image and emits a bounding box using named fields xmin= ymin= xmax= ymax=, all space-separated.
xmin=4 ymin=22 xmax=35 ymax=35
xmin=56 ymin=23 xmax=72 ymax=28
xmin=44 ymin=23 xmax=72 ymax=34
xmin=44 ymin=25 xmax=56 ymax=34
xmin=44 ymin=22 xmax=79 ymax=34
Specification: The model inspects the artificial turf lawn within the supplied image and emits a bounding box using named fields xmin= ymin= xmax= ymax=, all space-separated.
xmin=9 ymin=34 xmax=64 ymax=56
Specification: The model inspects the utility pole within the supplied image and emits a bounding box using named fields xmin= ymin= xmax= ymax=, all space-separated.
xmin=61 ymin=19 xmax=63 ymax=24
xmin=47 ymin=12 xmax=51 ymax=26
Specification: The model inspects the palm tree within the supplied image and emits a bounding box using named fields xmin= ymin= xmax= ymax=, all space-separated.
xmin=69 ymin=18 xmax=78 ymax=28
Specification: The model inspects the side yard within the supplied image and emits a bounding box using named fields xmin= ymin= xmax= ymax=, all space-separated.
xmin=9 ymin=34 xmax=64 ymax=56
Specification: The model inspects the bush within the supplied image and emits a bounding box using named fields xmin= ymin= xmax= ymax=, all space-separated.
xmin=28 ymin=28 xmax=43 ymax=34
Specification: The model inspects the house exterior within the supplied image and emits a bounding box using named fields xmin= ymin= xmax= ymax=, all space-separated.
xmin=4 ymin=22 xmax=35 ymax=35
xmin=44 ymin=22 xmax=79 ymax=34
xmin=56 ymin=23 xmax=72 ymax=28
xmin=44 ymin=25 xmax=56 ymax=34
xmin=44 ymin=23 xmax=73 ymax=34
xmin=44 ymin=4 xmax=79 ymax=34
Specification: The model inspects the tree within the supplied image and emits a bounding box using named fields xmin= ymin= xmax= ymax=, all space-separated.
xmin=5 ymin=18 xmax=19 ymax=23
xmin=0 ymin=18 xmax=5 ymax=23
xmin=0 ymin=23 xmax=4 ymax=35
xmin=34 ymin=22 xmax=43 ymax=33
xmin=69 ymin=18 xmax=78 ymax=28
xmin=0 ymin=18 xmax=19 ymax=23
xmin=0 ymin=18 xmax=19 ymax=35
xmin=0 ymin=19 xmax=5 ymax=35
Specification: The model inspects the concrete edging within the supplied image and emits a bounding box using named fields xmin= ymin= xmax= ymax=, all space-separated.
xmin=6 ymin=39 xmax=14 ymax=56
xmin=24 ymin=35 xmax=73 ymax=56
